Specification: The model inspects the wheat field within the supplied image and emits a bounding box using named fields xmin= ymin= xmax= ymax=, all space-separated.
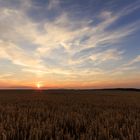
xmin=0 ymin=90 xmax=140 ymax=140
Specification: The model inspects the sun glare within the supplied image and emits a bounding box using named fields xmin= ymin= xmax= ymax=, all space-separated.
xmin=37 ymin=82 xmax=42 ymax=89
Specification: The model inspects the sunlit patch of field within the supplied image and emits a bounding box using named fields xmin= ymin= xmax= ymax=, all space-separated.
xmin=0 ymin=89 xmax=140 ymax=140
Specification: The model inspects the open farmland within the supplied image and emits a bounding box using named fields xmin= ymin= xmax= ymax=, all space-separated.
xmin=0 ymin=89 xmax=140 ymax=140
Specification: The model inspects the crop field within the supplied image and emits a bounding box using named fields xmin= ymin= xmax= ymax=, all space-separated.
xmin=0 ymin=89 xmax=140 ymax=140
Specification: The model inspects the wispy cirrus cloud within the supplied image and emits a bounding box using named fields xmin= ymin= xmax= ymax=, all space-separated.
xmin=124 ymin=55 xmax=140 ymax=66
xmin=0 ymin=73 xmax=13 ymax=79
xmin=89 ymin=49 xmax=124 ymax=63
xmin=0 ymin=40 xmax=42 ymax=68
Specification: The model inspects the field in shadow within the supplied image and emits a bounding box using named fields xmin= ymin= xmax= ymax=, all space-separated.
xmin=0 ymin=89 xmax=140 ymax=140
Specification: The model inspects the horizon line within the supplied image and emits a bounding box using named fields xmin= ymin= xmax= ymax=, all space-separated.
xmin=0 ymin=87 xmax=140 ymax=90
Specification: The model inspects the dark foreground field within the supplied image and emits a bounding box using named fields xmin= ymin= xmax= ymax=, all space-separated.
xmin=0 ymin=89 xmax=140 ymax=140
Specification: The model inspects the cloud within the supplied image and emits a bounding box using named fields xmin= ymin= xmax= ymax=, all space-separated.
xmin=0 ymin=0 xmax=140 ymax=86
xmin=35 ymin=9 xmax=140 ymax=65
xmin=125 ymin=55 xmax=140 ymax=66
xmin=0 ymin=40 xmax=42 ymax=68
xmin=116 ymin=0 xmax=140 ymax=17
xmin=47 ymin=0 xmax=60 ymax=10
xmin=89 ymin=49 xmax=124 ymax=63
xmin=0 ymin=73 xmax=13 ymax=79
xmin=109 ymin=55 xmax=140 ymax=76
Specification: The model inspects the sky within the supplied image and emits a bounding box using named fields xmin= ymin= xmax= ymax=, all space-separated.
xmin=0 ymin=0 xmax=140 ymax=89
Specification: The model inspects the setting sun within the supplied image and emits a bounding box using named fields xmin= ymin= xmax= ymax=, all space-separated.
xmin=36 ymin=83 xmax=42 ymax=89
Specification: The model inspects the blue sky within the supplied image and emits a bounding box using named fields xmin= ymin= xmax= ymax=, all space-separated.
xmin=0 ymin=0 xmax=140 ymax=88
